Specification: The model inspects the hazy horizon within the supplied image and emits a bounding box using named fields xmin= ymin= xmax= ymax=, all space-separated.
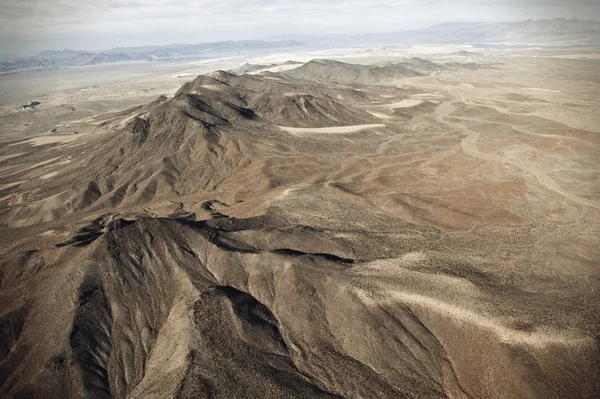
xmin=1 ymin=0 xmax=599 ymax=59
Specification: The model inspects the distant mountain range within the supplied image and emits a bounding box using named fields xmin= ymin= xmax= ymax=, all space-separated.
xmin=270 ymin=18 xmax=600 ymax=47
xmin=0 ymin=40 xmax=305 ymax=73
xmin=433 ymin=18 xmax=600 ymax=45
xmin=2 ymin=18 xmax=598 ymax=73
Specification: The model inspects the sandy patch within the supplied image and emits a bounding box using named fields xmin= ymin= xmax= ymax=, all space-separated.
xmin=20 ymin=135 xmax=82 ymax=147
xmin=368 ymin=111 xmax=393 ymax=120
xmin=279 ymin=124 xmax=385 ymax=136
xmin=411 ymin=93 xmax=444 ymax=99
xmin=526 ymin=88 xmax=561 ymax=93
xmin=40 ymin=171 xmax=58 ymax=180
xmin=200 ymin=84 xmax=224 ymax=91
xmin=381 ymin=289 xmax=590 ymax=347
xmin=18 ymin=157 xmax=60 ymax=172
xmin=380 ymin=99 xmax=423 ymax=109
xmin=283 ymin=92 xmax=307 ymax=97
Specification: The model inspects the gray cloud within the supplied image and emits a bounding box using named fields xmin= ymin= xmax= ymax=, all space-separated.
xmin=1 ymin=0 xmax=598 ymax=57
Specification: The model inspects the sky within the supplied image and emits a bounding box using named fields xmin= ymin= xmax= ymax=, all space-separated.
xmin=1 ymin=0 xmax=599 ymax=58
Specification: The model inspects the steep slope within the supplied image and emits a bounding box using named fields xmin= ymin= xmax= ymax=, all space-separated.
xmin=1 ymin=205 xmax=597 ymax=398
xmin=0 ymin=70 xmax=380 ymax=228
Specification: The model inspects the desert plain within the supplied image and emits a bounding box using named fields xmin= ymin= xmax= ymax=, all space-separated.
xmin=0 ymin=47 xmax=599 ymax=398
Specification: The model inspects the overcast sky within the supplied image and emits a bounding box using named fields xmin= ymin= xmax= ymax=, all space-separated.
xmin=1 ymin=0 xmax=599 ymax=58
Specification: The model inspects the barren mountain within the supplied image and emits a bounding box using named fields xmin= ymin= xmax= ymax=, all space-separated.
xmin=0 ymin=56 xmax=599 ymax=399
xmin=0 ymin=41 xmax=305 ymax=73
xmin=283 ymin=59 xmax=428 ymax=84
xmin=0 ymin=52 xmax=138 ymax=73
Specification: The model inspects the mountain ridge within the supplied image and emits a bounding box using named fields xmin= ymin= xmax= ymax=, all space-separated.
xmin=0 ymin=40 xmax=306 ymax=73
